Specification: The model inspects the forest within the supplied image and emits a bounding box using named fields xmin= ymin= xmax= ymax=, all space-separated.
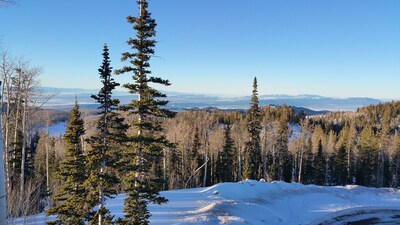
xmin=1 ymin=0 xmax=400 ymax=225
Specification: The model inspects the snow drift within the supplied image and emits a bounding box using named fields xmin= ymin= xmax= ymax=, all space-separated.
xmin=10 ymin=180 xmax=400 ymax=224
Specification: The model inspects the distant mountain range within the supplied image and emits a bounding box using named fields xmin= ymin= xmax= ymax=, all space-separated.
xmin=40 ymin=87 xmax=383 ymax=113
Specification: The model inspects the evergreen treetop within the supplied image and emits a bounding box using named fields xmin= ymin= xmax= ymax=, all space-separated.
xmin=114 ymin=1 xmax=175 ymax=224
xmin=243 ymin=77 xmax=262 ymax=180
xmin=85 ymin=44 xmax=129 ymax=225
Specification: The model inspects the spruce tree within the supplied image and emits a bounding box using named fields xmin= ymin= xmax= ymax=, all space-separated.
xmin=114 ymin=1 xmax=175 ymax=224
xmin=334 ymin=125 xmax=350 ymax=185
xmin=302 ymin=137 xmax=314 ymax=184
xmin=377 ymin=105 xmax=392 ymax=187
xmin=243 ymin=77 xmax=262 ymax=180
xmin=356 ymin=124 xmax=378 ymax=186
xmin=334 ymin=145 xmax=347 ymax=186
xmin=85 ymin=44 xmax=129 ymax=225
xmin=47 ymin=101 xmax=90 ymax=225
xmin=166 ymin=144 xmax=181 ymax=190
xmin=314 ymin=140 xmax=326 ymax=185
xmin=219 ymin=122 xmax=234 ymax=182
xmin=345 ymin=120 xmax=357 ymax=184
xmin=275 ymin=105 xmax=291 ymax=182
xmin=391 ymin=131 xmax=400 ymax=188
xmin=325 ymin=130 xmax=337 ymax=185
xmin=189 ymin=127 xmax=201 ymax=187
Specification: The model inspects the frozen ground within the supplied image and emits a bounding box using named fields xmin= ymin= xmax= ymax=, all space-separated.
xmin=9 ymin=180 xmax=400 ymax=225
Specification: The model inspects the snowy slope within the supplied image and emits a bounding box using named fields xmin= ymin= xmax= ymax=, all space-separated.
xmin=9 ymin=180 xmax=400 ymax=225
xmin=47 ymin=121 xmax=66 ymax=137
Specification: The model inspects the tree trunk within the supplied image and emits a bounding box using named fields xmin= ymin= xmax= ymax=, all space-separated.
xmin=238 ymin=144 xmax=242 ymax=181
xmin=45 ymin=114 xmax=50 ymax=201
xmin=20 ymin=93 xmax=28 ymax=195
xmin=298 ymin=146 xmax=304 ymax=183
xmin=0 ymin=82 xmax=8 ymax=225
xmin=203 ymin=132 xmax=208 ymax=187
xmin=262 ymin=130 xmax=267 ymax=180
xmin=12 ymin=73 xmax=21 ymax=179
xmin=98 ymin=160 xmax=105 ymax=225
xmin=347 ymin=146 xmax=351 ymax=183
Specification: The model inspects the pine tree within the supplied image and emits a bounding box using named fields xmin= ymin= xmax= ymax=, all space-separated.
xmin=345 ymin=119 xmax=357 ymax=184
xmin=275 ymin=105 xmax=291 ymax=182
xmin=302 ymin=137 xmax=314 ymax=184
xmin=85 ymin=44 xmax=129 ymax=225
xmin=219 ymin=122 xmax=234 ymax=182
xmin=334 ymin=145 xmax=347 ymax=186
xmin=391 ymin=131 xmax=400 ymax=188
xmin=377 ymin=105 xmax=392 ymax=187
xmin=114 ymin=1 xmax=175 ymax=224
xmin=166 ymin=144 xmax=181 ymax=190
xmin=189 ymin=127 xmax=201 ymax=187
xmin=334 ymin=125 xmax=349 ymax=185
xmin=314 ymin=140 xmax=326 ymax=185
xmin=243 ymin=77 xmax=262 ymax=180
xmin=325 ymin=130 xmax=336 ymax=185
xmin=47 ymin=101 xmax=90 ymax=225
xmin=356 ymin=124 xmax=378 ymax=186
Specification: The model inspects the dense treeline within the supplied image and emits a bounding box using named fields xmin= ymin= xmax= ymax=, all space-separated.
xmin=160 ymin=100 xmax=400 ymax=189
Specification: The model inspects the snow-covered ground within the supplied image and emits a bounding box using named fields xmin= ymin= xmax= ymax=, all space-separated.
xmin=47 ymin=121 xmax=66 ymax=137
xmin=289 ymin=123 xmax=302 ymax=142
xmin=9 ymin=180 xmax=400 ymax=225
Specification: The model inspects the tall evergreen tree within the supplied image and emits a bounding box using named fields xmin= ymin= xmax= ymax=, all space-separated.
xmin=391 ymin=131 xmax=400 ymax=188
xmin=334 ymin=125 xmax=349 ymax=185
xmin=314 ymin=140 xmax=326 ymax=185
xmin=377 ymin=105 xmax=392 ymax=187
xmin=346 ymin=119 xmax=357 ymax=184
xmin=166 ymin=144 xmax=181 ymax=190
xmin=275 ymin=105 xmax=291 ymax=182
xmin=243 ymin=77 xmax=262 ymax=179
xmin=334 ymin=145 xmax=347 ymax=186
xmin=218 ymin=122 xmax=234 ymax=182
xmin=189 ymin=127 xmax=201 ymax=188
xmin=47 ymin=101 xmax=90 ymax=225
xmin=325 ymin=130 xmax=337 ymax=185
xmin=86 ymin=44 xmax=129 ymax=225
xmin=114 ymin=1 xmax=175 ymax=224
xmin=356 ymin=124 xmax=378 ymax=186
xmin=302 ymin=137 xmax=314 ymax=184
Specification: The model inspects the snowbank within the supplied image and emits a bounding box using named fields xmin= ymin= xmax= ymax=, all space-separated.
xmin=9 ymin=180 xmax=400 ymax=224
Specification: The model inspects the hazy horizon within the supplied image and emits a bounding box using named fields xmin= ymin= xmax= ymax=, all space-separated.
xmin=40 ymin=85 xmax=397 ymax=101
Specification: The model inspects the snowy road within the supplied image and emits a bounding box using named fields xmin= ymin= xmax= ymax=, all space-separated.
xmin=315 ymin=209 xmax=400 ymax=225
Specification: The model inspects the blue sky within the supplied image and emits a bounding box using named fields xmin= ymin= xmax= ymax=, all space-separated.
xmin=0 ymin=0 xmax=399 ymax=99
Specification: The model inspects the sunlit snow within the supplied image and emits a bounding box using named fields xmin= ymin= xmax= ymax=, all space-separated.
xmin=10 ymin=180 xmax=400 ymax=224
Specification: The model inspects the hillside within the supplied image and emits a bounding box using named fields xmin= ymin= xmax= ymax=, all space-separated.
xmin=11 ymin=180 xmax=400 ymax=225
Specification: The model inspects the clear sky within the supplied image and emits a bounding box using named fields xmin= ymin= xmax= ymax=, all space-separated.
xmin=0 ymin=0 xmax=399 ymax=99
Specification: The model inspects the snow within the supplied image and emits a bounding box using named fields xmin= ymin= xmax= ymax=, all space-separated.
xmin=42 ymin=121 xmax=66 ymax=137
xmin=9 ymin=180 xmax=400 ymax=224
xmin=289 ymin=123 xmax=302 ymax=142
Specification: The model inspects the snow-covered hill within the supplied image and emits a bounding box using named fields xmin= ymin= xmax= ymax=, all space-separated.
xmin=10 ymin=180 xmax=400 ymax=225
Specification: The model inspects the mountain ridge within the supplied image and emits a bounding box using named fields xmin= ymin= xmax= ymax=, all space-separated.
xmin=40 ymin=86 xmax=383 ymax=111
